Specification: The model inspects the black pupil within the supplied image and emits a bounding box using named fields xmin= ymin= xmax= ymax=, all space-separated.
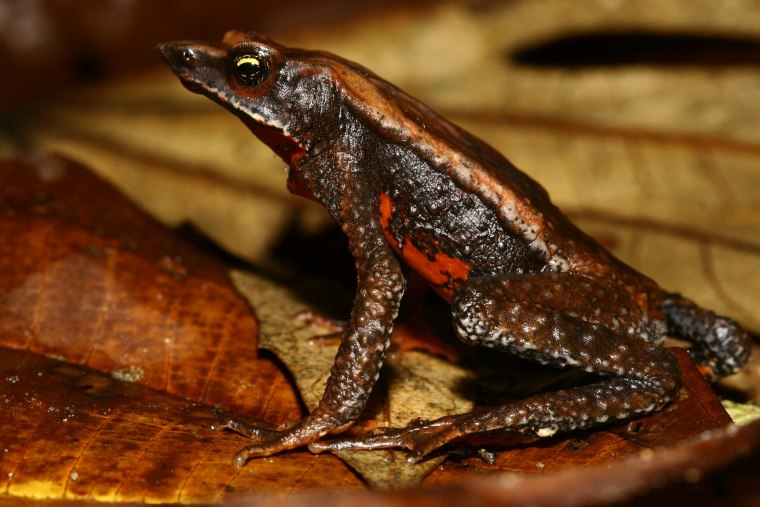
xmin=234 ymin=55 xmax=267 ymax=85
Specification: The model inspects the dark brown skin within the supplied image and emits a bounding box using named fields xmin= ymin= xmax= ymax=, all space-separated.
xmin=157 ymin=31 xmax=751 ymax=466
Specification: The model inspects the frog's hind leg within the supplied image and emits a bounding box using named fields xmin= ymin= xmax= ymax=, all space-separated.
xmin=439 ymin=273 xmax=681 ymax=443
xmin=661 ymin=291 xmax=750 ymax=379
xmin=313 ymin=273 xmax=681 ymax=461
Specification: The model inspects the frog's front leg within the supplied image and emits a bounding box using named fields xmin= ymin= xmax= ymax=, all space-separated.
xmin=232 ymin=211 xmax=405 ymax=466
xmin=312 ymin=272 xmax=681 ymax=462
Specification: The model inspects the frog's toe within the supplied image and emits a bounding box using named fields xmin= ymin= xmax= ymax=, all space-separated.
xmin=308 ymin=417 xmax=464 ymax=462
xmin=221 ymin=416 xmax=279 ymax=441
xmin=233 ymin=447 xmax=252 ymax=467
xmin=232 ymin=439 xmax=290 ymax=466
xmin=222 ymin=416 xmax=306 ymax=466
xmin=232 ymin=431 xmax=299 ymax=466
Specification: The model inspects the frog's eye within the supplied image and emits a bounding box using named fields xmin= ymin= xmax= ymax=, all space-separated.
xmin=232 ymin=54 xmax=269 ymax=86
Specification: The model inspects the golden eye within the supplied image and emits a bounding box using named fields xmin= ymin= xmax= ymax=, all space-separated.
xmin=233 ymin=54 xmax=269 ymax=86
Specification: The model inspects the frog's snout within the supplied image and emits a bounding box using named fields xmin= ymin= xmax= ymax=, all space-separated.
xmin=156 ymin=42 xmax=179 ymax=64
xmin=157 ymin=42 xmax=200 ymax=70
xmin=158 ymin=41 xmax=227 ymax=71
xmin=157 ymin=41 xmax=227 ymax=94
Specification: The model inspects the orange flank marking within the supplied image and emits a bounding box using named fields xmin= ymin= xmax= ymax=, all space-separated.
xmin=378 ymin=193 xmax=471 ymax=302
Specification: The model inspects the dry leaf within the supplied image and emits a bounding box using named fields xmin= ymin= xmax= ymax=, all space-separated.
xmin=0 ymin=347 xmax=364 ymax=503
xmin=722 ymin=400 xmax=760 ymax=426
xmin=0 ymin=155 xmax=301 ymax=422
xmin=2 ymin=335 xmax=759 ymax=506
xmin=0 ymin=156 xmax=368 ymax=502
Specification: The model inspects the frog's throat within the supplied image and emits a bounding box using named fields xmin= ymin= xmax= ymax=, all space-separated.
xmin=190 ymin=80 xmax=307 ymax=166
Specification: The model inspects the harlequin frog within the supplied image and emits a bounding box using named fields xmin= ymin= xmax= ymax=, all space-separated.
xmin=157 ymin=31 xmax=750 ymax=466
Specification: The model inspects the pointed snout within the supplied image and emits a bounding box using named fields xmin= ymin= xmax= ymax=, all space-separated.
xmin=156 ymin=40 xmax=230 ymax=95
xmin=156 ymin=41 xmax=226 ymax=74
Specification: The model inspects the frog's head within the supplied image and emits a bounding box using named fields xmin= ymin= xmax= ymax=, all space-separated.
xmin=157 ymin=30 xmax=339 ymax=165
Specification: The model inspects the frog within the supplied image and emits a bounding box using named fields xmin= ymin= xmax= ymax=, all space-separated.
xmin=157 ymin=31 xmax=751 ymax=466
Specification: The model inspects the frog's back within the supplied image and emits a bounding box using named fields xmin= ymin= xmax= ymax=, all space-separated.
xmin=324 ymin=53 xmax=622 ymax=278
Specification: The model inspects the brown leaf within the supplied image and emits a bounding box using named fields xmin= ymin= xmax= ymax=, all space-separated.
xmin=401 ymin=419 xmax=760 ymax=507
xmin=5 ymin=340 xmax=756 ymax=507
xmin=0 ymin=156 xmax=300 ymax=422
xmin=0 ymin=347 xmax=363 ymax=503
xmin=0 ymin=156 xmax=371 ymax=501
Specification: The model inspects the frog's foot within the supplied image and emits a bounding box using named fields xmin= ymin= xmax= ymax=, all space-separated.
xmin=661 ymin=291 xmax=751 ymax=379
xmin=230 ymin=414 xmax=340 ymax=466
xmin=217 ymin=411 xmax=310 ymax=465
xmin=308 ymin=416 xmax=463 ymax=462
xmin=233 ymin=432 xmax=293 ymax=466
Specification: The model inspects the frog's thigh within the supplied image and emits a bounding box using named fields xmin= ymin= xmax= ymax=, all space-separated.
xmin=453 ymin=272 xmax=665 ymax=363
xmin=449 ymin=273 xmax=680 ymax=435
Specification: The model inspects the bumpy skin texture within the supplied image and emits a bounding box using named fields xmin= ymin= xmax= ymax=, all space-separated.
xmin=157 ymin=31 xmax=751 ymax=465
